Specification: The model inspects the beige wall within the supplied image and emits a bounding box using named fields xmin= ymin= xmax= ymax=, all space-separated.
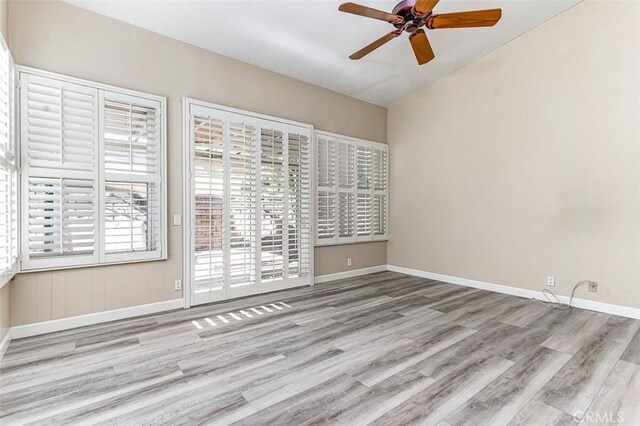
xmin=388 ymin=0 xmax=640 ymax=309
xmin=0 ymin=284 xmax=8 ymax=343
xmin=8 ymin=0 xmax=387 ymax=326
xmin=315 ymin=243 xmax=387 ymax=276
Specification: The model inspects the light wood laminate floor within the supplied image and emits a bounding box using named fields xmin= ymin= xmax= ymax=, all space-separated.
xmin=1 ymin=271 xmax=639 ymax=425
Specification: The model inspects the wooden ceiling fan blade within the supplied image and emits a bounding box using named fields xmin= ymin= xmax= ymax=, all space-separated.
xmin=427 ymin=9 xmax=502 ymax=29
xmin=339 ymin=2 xmax=404 ymax=24
xmin=414 ymin=0 xmax=439 ymax=15
xmin=349 ymin=30 xmax=402 ymax=60
xmin=409 ymin=29 xmax=435 ymax=65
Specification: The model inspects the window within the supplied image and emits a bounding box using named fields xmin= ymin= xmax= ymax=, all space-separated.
xmin=315 ymin=131 xmax=387 ymax=245
xmin=185 ymin=100 xmax=312 ymax=306
xmin=0 ymin=36 xmax=16 ymax=287
xmin=19 ymin=69 xmax=166 ymax=271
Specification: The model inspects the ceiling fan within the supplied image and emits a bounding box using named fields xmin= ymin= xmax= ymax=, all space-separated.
xmin=338 ymin=0 xmax=502 ymax=65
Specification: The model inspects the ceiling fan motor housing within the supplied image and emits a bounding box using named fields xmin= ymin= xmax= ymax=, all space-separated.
xmin=392 ymin=0 xmax=429 ymax=32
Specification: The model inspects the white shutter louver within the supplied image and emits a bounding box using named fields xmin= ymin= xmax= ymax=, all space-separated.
xmin=101 ymin=92 xmax=162 ymax=261
xmin=27 ymin=177 xmax=95 ymax=257
xmin=260 ymin=126 xmax=285 ymax=281
xmin=104 ymin=99 xmax=159 ymax=175
xmin=21 ymin=72 xmax=99 ymax=269
xmin=356 ymin=143 xmax=372 ymax=239
xmin=372 ymin=146 xmax=388 ymax=237
xmin=0 ymin=167 xmax=10 ymax=275
xmin=104 ymin=182 xmax=158 ymax=253
xmin=337 ymin=139 xmax=355 ymax=239
xmin=287 ymin=130 xmax=311 ymax=278
xmin=228 ymin=116 xmax=258 ymax=288
xmin=316 ymin=135 xmax=337 ymax=241
xmin=25 ymin=75 xmax=96 ymax=171
xmin=0 ymin=40 xmax=15 ymax=285
xmin=316 ymin=131 xmax=388 ymax=244
xmin=193 ymin=114 xmax=225 ymax=295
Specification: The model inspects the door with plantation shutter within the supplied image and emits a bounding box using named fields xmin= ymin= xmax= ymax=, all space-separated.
xmin=20 ymin=73 xmax=100 ymax=269
xmin=186 ymin=100 xmax=312 ymax=306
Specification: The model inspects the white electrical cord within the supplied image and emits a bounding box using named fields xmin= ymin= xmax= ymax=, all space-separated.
xmin=532 ymin=280 xmax=591 ymax=310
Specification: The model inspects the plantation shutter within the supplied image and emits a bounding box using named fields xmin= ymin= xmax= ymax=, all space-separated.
xmin=24 ymin=75 xmax=96 ymax=172
xmin=228 ymin=113 xmax=258 ymax=292
xmin=101 ymin=91 xmax=162 ymax=262
xmin=20 ymin=69 xmax=166 ymax=271
xmin=316 ymin=131 xmax=388 ymax=244
xmin=21 ymin=73 xmax=99 ymax=269
xmin=260 ymin=123 xmax=286 ymax=282
xmin=187 ymin=101 xmax=312 ymax=305
xmin=336 ymin=138 xmax=355 ymax=239
xmin=0 ymin=41 xmax=16 ymax=285
xmin=192 ymin=110 xmax=226 ymax=299
xmin=356 ymin=142 xmax=372 ymax=238
xmin=287 ymin=127 xmax=311 ymax=279
xmin=372 ymin=145 xmax=388 ymax=237
xmin=316 ymin=134 xmax=336 ymax=242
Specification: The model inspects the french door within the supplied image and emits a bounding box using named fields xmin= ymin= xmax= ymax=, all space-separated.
xmin=185 ymin=99 xmax=313 ymax=306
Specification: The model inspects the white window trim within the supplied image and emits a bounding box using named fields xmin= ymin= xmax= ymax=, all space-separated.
xmin=17 ymin=66 xmax=167 ymax=272
xmin=314 ymin=129 xmax=388 ymax=246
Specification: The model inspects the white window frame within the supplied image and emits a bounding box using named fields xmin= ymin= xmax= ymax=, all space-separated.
xmin=18 ymin=66 xmax=167 ymax=272
xmin=0 ymin=34 xmax=17 ymax=289
xmin=314 ymin=130 xmax=388 ymax=246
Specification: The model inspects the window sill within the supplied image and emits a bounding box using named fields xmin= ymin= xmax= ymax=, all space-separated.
xmin=18 ymin=254 xmax=168 ymax=274
xmin=315 ymin=238 xmax=389 ymax=248
xmin=0 ymin=270 xmax=16 ymax=291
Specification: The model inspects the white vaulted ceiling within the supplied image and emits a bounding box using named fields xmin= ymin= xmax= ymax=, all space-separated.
xmin=65 ymin=0 xmax=580 ymax=106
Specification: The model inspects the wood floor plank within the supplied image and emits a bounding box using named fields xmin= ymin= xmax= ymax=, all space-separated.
xmin=235 ymin=374 xmax=368 ymax=425
xmin=444 ymin=346 xmax=572 ymax=425
xmin=621 ymin=327 xmax=640 ymax=365
xmin=535 ymin=334 xmax=627 ymax=418
xmin=316 ymin=369 xmax=435 ymax=425
xmin=372 ymin=356 xmax=514 ymax=425
xmin=501 ymin=303 xmax=550 ymax=328
xmin=507 ymin=400 xmax=577 ymax=426
xmin=349 ymin=323 xmax=476 ymax=387
xmin=584 ymin=360 xmax=640 ymax=424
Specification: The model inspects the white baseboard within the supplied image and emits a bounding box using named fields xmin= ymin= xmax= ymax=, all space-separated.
xmin=0 ymin=327 xmax=11 ymax=362
xmin=314 ymin=265 xmax=388 ymax=284
xmin=10 ymin=299 xmax=184 ymax=340
xmin=387 ymin=265 xmax=640 ymax=320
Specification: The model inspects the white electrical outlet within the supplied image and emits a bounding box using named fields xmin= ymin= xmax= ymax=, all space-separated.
xmin=347 ymin=257 xmax=352 ymax=266
xmin=547 ymin=276 xmax=555 ymax=287
xmin=174 ymin=280 xmax=182 ymax=291
xmin=173 ymin=214 xmax=181 ymax=226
